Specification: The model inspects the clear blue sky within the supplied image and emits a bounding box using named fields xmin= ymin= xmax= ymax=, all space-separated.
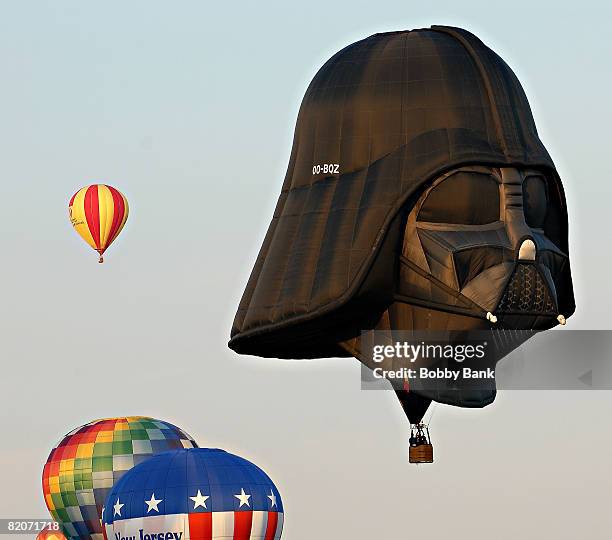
xmin=0 ymin=1 xmax=610 ymax=538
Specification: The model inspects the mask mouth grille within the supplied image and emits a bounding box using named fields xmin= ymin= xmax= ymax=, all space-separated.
xmin=497 ymin=264 xmax=556 ymax=314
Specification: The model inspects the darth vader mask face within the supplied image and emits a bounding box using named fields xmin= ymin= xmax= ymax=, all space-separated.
xmin=397 ymin=165 xmax=572 ymax=330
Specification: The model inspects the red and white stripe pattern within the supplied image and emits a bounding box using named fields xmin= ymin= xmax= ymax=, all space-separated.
xmin=105 ymin=512 xmax=283 ymax=540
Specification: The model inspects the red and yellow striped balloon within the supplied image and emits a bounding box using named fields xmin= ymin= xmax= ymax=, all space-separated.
xmin=68 ymin=185 xmax=129 ymax=263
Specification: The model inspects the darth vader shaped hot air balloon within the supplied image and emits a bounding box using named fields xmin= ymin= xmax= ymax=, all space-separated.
xmin=228 ymin=26 xmax=575 ymax=460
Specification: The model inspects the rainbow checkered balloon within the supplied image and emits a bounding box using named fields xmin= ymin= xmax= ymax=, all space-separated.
xmin=42 ymin=417 xmax=198 ymax=540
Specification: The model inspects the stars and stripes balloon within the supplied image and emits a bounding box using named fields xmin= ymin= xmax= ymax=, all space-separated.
xmin=69 ymin=184 xmax=129 ymax=263
xmin=102 ymin=448 xmax=283 ymax=540
xmin=42 ymin=417 xmax=197 ymax=540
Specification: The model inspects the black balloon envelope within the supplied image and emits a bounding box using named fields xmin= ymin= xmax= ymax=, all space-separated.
xmin=228 ymin=26 xmax=575 ymax=453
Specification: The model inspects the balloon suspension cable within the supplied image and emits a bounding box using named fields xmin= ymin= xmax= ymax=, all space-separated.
xmin=425 ymin=402 xmax=438 ymax=428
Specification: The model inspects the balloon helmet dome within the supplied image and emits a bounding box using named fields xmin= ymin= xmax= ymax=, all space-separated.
xmin=229 ymin=26 xmax=575 ymax=424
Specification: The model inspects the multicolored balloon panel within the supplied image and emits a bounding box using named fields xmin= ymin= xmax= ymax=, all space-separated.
xmin=69 ymin=184 xmax=129 ymax=262
xmin=103 ymin=448 xmax=283 ymax=540
xmin=42 ymin=417 xmax=197 ymax=540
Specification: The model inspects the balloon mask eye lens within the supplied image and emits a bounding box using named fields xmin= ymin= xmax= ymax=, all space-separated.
xmin=523 ymin=175 xmax=549 ymax=228
xmin=418 ymin=171 xmax=500 ymax=225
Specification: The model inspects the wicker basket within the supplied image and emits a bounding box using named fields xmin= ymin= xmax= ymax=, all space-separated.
xmin=409 ymin=444 xmax=434 ymax=463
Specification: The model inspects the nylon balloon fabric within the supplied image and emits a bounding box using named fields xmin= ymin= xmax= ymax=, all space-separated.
xmin=69 ymin=184 xmax=129 ymax=262
xmin=36 ymin=530 xmax=68 ymax=540
xmin=228 ymin=26 xmax=575 ymax=423
xmin=102 ymin=448 xmax=283 ymax=540
xmin=42 ymin=417 xmax=197 ymax=540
